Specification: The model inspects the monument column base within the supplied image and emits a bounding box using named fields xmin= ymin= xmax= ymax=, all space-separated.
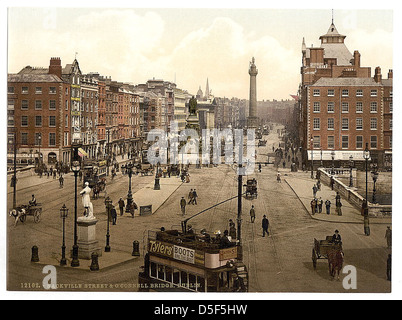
xmin=76 ymin=217 xmax=102 ymax=260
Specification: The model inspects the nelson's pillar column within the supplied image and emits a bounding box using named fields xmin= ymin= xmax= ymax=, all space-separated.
xmin=248 ymin=57 xmax=258 ymax=129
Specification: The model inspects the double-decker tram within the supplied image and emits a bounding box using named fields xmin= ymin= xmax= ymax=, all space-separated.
xmin=138 ymin=226 xmax=249 ymax=292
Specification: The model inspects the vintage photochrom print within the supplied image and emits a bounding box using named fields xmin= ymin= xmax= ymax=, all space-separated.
xmin=3 ymin=3 xmax=396 ymax=300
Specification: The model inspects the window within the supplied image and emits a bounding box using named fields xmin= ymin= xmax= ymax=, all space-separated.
xmin=370 ymin=102 xmax=377 ymax=113
xmin=356 ymin=118 xmax=363 ymax=130
xmin=21 ymin=116 xmax=28 ymax=127
xmin=356 ymin=136 xmax=363 ymax=149
xmin=370 ymin=118 xmax=378 ymax=130
xmin=313 ymin=102 xmax=320 ymax=113
xmin=8 ymin=99 xmax=15 ymax=110
xmin=328 ymin=89 xmax=335 ymax=97
xmin=65 ymin=115 xmax=68 ymax=128
xmin=356 ymin=89 xmax=363 ymax=97
xmin=342 ymin=136 xmax=349 ymax=149
xmin=390 ymin=119 xmax=393 ymax=130
xmin=35 ymin=116 xmax=42 ymax=127
xmin=356 ymin=102 xmax=363 ymax=113
xmin=21 ymin=100 xmax=29 ymax=110
xmin=22 ymin=87 xmax=28 ymax=94
xmin=49 ymin=87 xmax=57 ymax=94
xmin=390 ymin=101 xmax=393 ymax=113
xmin=35 ymin=87 xmax=42 ymax=94
xmin=371 ymin=89 xmax=378 ymax=97
xmin=328 ymin=118 xmax=335 ymax=130
xmin=35 ymin=100 xmax=42 ymax=110
xmin=64 ymin=132 xmax=69 ymax=146
xmin=8 ymin=87 xmax=14 ymax=94
xmin=327 ymin=102 xmax=335 ymax=113
xmin=328 ymin=136 xmax=335 ymax=149
xmin=49 ymin=116 xmax=56 ymax=127
xmin=342 ymin=118 xmax=349 ymax=130
xmin=342 ymin=102 xmax=349 ymax=113
xmin=390 ymin=136 xmax=392 ymax=149
xmin=49 ymin=133 xmax=56 ymax=146
xmin=49 ymin=100 xmax=56 ymax=110
xmin=21 ymin=133 xmax=28 ymax=145
xmin=342 ymin=89 xmax=349 ymax=97
xmin=65 ymin=100 xmax=68 ymax=111
xmin=313 ymin=136 xmax=321 ymax=149
xmin=313 ymin=118 xmax=320 ymax=130
xmin=371 ymin=136 xmax=378 ymax=149
xmin=313 ymin=89 xmax=320 ymax=97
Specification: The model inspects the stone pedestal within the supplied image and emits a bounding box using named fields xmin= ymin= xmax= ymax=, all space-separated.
xmin=77 ymin=217 xmax=102 ymax=260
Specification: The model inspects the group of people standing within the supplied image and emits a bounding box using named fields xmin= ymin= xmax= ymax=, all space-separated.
xmin=310 ymin=181 xmax=343 ymax=216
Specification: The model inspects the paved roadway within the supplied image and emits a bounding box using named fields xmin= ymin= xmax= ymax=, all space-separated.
xmin=6 ymin=125 xmax=391 ymax=294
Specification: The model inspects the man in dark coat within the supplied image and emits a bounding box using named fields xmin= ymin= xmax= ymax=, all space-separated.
xmin=110 ymin=205 xmax=117 ymax=225
xmin=262 ymin=215 xmax=269 ymax=237
xmin=332 ymin=230 xmax=342 ymax=245
xmin=118 ymin=198 xmax=125 ymax=216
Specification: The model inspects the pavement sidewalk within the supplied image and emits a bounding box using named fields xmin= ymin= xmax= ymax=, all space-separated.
xmin=285 ymin=172 xmax=392 ymax=225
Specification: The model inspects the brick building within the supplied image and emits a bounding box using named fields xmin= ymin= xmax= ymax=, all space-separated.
xmin=7 ymin=59 xmax=70 ymax=167
xmin=298 ymin=21 xmax=393 ymax=170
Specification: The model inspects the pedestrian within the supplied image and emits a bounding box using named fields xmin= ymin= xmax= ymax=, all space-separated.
xmin=310 ymin=198 xmax=317 ymax=215
xmin=312 ymin=185 xmax=318 ymax=198
xmin=325 ymin=199 xmax=331 ymax=215
xmin=229 ymin=220 xmax=236 ymax=240
xmin=364 ymin=215 xmax=370 ymax=236
xmin=59 ymin=175 xmax=64 ymax=188
xmin=118 ymin=198 xmax=125 ymax=216
xmin=317 ymin=180 xmax=321 ymax=191
xmin=387 ymin=254 xmax=392 ymax=281
xmin=276 ymin=172 xmax=281 ymax=183
xmin=180 ymin=197 xmax=187 ymax=216
xmin=262 ymin=215 xmax=269 ymax=237
xmin=258 ymin=163 xmax=262 ymax=173
xmin=192 ymin=189 xmax=198 ymax=205
xmin=385 ymin=226 xmax=392 ymax=249
xmin=318 ymin=198 xmax=323 ymax=213
xmin=335 ymin=192 xmax=342 ymax=216
xmin=330 ymin=176 xmax=335 ymax=190
xmin=110 ymin=205 xmax=117 ymax=225
xmin=250 ymin=205 xmax=256 ymax=223
xmin=188 ymin=189 xmax=194 ymax=205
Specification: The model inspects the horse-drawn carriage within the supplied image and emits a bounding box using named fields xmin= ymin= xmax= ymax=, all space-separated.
xmin=9 ymin=203 xmax=42 ymax=226
xmin=258 ymin=140 xmax=267 ymax=147
xmin=312 ymin=236 xmax=344 ymax=279
xmin=92 ymin=178 xmax=107 ymax=199
xmin=244 ymin=178 xmax=258 ymax=199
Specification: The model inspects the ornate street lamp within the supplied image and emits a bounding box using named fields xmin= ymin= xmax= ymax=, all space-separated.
xmin=122 ymin=162 xmax=134 ymax=212
xmin=310 ymin=136 xmax=314 ymax=179
xmin=105 ymin=197 xmax=113 ymax=252
xmin=320 ymin=147 xmax=323 ymax=168
xmin=70 ymin=145 xmax=81 ymax=267
xmin=363 ymin=143 xmax=371 ymax=203
xmin=331 ymin=150 xmax=336 ymax=176
xmin=371 ymin=163 xmax=379 ymax=204
xmin=349 ymin=155 xmax=354 ymax=188
xmin=60 ymin=204 xmax=69 ymax=266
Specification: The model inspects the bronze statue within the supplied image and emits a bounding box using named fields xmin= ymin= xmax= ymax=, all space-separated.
xmin=188 ymin=96 xmax=197 ymax=115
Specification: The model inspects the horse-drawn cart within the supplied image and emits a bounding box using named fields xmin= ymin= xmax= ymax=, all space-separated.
xmin=312 ymin=236 xmax=343 ymax=270
xmin=15 ymin=203 xmax=42 ymax=224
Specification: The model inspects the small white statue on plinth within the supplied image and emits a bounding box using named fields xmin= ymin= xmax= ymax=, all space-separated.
xmin=80 ymin=182 xmax=95 ymax=220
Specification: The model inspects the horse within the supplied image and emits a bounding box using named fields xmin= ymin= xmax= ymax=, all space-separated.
xmin=93 ymin=178 xmax=106 ymax=199
xmin=327 ymin=248 xmax=344 ymax=280
xmin=9 ymin=206 xmax=26 ymax=227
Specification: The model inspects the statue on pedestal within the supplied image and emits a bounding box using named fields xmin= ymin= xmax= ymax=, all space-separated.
xmin=188 ymin=96 xmax=197 ymax=115
xmin=80 ymin=182 xmax=95 ymax=219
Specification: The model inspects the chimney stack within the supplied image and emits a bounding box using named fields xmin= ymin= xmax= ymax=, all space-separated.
xmin=353 ymin=51 xmax=361 ymax=67
xmin=374 ymin=67 xmax=382 ymax=83
xmin=48 ymin=57 xmax=62 ymax=79
xmin=388 ymin=69 xmax=393 ymax=79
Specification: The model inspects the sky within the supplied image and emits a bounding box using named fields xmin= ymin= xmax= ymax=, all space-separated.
xmin=5 ymin=4 xmax=394 ymax=101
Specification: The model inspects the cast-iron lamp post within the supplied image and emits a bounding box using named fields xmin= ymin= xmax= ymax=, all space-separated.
xmin=60 ymin=204 xmax=69 ymax=266
xmin=123 ymin=162 xmax=134 ymax=212
xmin=105 ymin=197 xmax=112 ymax=252
xmin=349 ymin=155 xmax=354 ymax=188
xmin=371 ymin=163 xmax=379 ymax=204
xmin=71 ymin=148 xmax=81 ymax=268
xmin=310 ymin=136 xmax=314 ymax=179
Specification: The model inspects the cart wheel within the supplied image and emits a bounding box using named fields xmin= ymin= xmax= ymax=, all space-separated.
xmin=20 ymin=214 xmax=26 ymax=223
xmin=34 ymin=210 xmax=41 ymax=223
xmin=312 ymin=249 xmax=317 ymax=270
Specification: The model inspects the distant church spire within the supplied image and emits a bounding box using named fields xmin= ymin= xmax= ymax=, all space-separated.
xmin=205 ymin=78 xmax=210 ymax=99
